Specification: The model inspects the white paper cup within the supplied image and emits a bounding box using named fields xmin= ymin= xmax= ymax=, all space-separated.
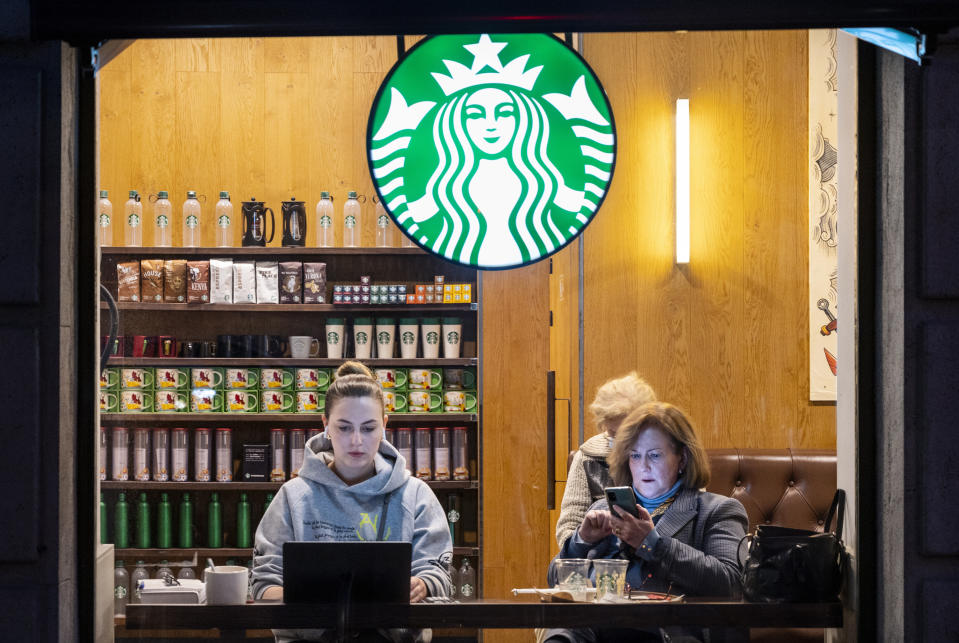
xmin=375 ymin=318 xmax=396 ymax=359
xmin=398 ymin=318 xmax=419 ymax=359
xmin=441 ymin=317 xmax=462 ymax=359
xmin=204 ymin=565 xmax=249 ymax=605
xmin=421 ymin=318 xmax=440 ymax=359
xmin=325 ymin=318 xmax=345 ymax=359
xmin=353 ymin=318 xmax=373 ymax=359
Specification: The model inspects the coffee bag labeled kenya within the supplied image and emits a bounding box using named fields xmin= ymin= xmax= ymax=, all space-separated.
xmin=187 ymin=260 xmax=210 ymax=303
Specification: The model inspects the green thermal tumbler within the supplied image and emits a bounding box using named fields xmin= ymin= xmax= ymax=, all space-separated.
xmin=136 ymin=493 xmax=151 ymax=549
xmin=114 ymin=492 xmax=130 ymax=549
xmin=208 ymin=492 xmax=222 ymax=548
xmin=100 ymin=492 xmax=108 ymax=544
xmin=178 ymin=493 xmax=193 ymax=548
xmin=156 ymin=493 xmax=172 ymax=549
xmin=236 ymin=493 xmax=251 ymax=548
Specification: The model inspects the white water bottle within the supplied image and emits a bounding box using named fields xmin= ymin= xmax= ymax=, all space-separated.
xmin=375 ymin=198 xmax=392 ymax=247
xmin=343 ymin=191 xmax=361 ymax=247
xmin=124 ymin=190 xmax=142 ymax=247
xmin=458 ymin=558 xmax=476 ymax=602
xmin=97 ymin=190 xmax=113 ymax=247
xmin=215 ymin=191 xmax=234 ymax=247
xmin=182 ymin=191 xmax=201 ymax=247
xmin=153 ymin=191 xmax=172 ymax=247
xmin=315 ymin=191 xmax=334 ymax=247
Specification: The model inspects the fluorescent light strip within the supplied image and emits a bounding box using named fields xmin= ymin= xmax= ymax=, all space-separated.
xmin=675 ymin=98 xmax=690 ymax=264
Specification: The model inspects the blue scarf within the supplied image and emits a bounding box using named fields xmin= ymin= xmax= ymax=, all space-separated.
xmin=634 ymin=479 xmax=683 ymax=515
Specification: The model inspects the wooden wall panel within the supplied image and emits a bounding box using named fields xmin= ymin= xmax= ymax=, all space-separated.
xmin=581 ymin=31 xmax=835 ymax=451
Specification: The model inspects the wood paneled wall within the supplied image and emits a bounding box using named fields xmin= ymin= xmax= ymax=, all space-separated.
xmin=577 ymin=31 xmax=835 ymax=450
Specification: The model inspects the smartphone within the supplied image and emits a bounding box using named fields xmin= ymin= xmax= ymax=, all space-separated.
xmin=605 ymin=486 xmax=640 ymax=519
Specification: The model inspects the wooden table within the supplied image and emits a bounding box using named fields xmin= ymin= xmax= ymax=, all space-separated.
xmin=126 ymin=598 xmax=842 ymax=631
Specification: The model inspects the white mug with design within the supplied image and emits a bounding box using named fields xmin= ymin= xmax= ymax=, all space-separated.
xmin=289 ymin=336 xmax=321 ymax=359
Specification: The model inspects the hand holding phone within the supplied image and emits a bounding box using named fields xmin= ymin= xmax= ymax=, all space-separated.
xmin=605 ymin=486 xmax=640 ymax=519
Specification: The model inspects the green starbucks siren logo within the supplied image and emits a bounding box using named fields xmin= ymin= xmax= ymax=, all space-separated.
xmin=368 ymin=33 xmax=615 ymax=269
xmin=355 ymin=331 xmax=369 ymax=345
xmin=402 ymin=331 xmax=416 ymax=345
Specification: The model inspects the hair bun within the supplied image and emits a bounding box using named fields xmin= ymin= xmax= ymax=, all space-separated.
xmin=335 ymin=360 xmax=375 ymax=380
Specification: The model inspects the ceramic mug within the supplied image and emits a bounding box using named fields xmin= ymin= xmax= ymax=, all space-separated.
xmin=191 ymin=367 xmax=224 ymax=389
xmin=154 ymin=367 xmax=189 ymax=390
xmin=408 ymin=368 xmax=442 ymax=390
xmin=190 ymin=388 xmax=224 ymax=413
xmin=98 ymin=390 xmax=119 ymax=412
xmin=155 ymin=389 xmax=189 ymax=413
xmin=295 ymin=367 xmax=331 ymax=390
xmin=226 ymin=390 xmax=259 ymax=413
xmin=289 ymin=336 xmax=320 ymax=359
xmin=100 ymin=367 xmax=119 ymax=390
xmin=225 ymin=367 xmax=259 ymax=390
xmin=260 ymin=367 xmax=294 ymax=390
xmin=442 ymin=367 xmax=477 ymax=390
xmin=120 ymin=367 xmax=154 ymax=389
xmin=408 ymin=390 xmax=443 ymax=413
xmin=260 ymin=390 xmax=294 ymax=413
xmin=374 ymin=368 xmax=408 ymax=390
xmin=443 ymin=389 xmax=477 ymax=413
xmin=295 ymin=390 xmax=322 ymax=413
xmin=205 ymin=566 xmax=249 ymax=605
xmin=120 ymin=389 xmax=153 ymax=412
xmin=382 ymin=390 xmax=408 ymax=413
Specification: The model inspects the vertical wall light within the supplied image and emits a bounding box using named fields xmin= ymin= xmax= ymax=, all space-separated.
xmin=675 ymin=98 xmax=690 ymax=264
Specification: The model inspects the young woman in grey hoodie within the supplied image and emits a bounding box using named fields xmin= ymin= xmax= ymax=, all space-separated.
xmin=252 ymin=361 xmax=453 ymax=642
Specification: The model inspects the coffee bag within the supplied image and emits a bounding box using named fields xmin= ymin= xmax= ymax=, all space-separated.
xmin=140 ymin=259 xmax=164 ymax=302
xmin=256 ymin=261 xmax=279 ymax=304
xmin=187 ymin=260 xmax=210 ymax=303
xmin=303 ymin=262 xmax=327 ymax=304
xmin=279 ymin=261 xmax=303 ymax=304
xmin=233 ymin=260 xmax=256 ymax=303
xmin=163 ymin=259 xmax=188 ymax=303
xmin=117 ymin=261 xmax=141 ymax=302
xmin=210 ymin=258 xmax=234 ymax=303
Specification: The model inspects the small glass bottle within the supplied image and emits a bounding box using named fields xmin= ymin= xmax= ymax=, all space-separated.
xmin=395 ymin=427 xmax=413 ymax=476
xmin=177 ymin=565 xmax=196 ymax=580
xmin=99 ymin=425 xmax=108 ymax=481
xmin=97 ymin=190 xmax=113 ymax=247
xmin=130 ymin=561 xmax=150 ymax=604
xmin=112 ymin=426 xmax=129 ymax=481
xmin=343 ymin=191 xmax=361 ymax=247
xmin=270 ymin=429 xmax=287 ymax=481
xmin=452 ymin=427 xmax=469 ymax=481
xmin=156 ymin=493 xmax=172 ymax=549
xmin=153 ymin=190 xmax=173 ymax=246
xmin=215 ymin=428 xmax=232 ymax=482
xmin=194 ymin=428 xmax=211 ymax=482
xmin=172 ymin=428 xmax=189 ymax=482
xmin=289 ymin=429 xmax=305 ymax=477
xmin=433 ymin=427 xmax=451 ymax=481
xmin=124 ymin=190 xmax=142 ymax=247
xmin=215 ymin=191 xmax=233 ymax=247
xmin=133 ymin=427 xmax=151 ymax=481
xmin=208 ymin=492 xmax=222 ymax=548
xmin=114 ymin=561 xmax=130 ymax=616
xmin=458 ymin=558 xmax=476 ymax=602
xmin=155 ymin=560 xmax=173 ymax=579
xmin=374 ymin=198 xmax=392 ymax=247
xmin=182 ymin=191 xmax=202 ymax=247
xmin=414 ymin=427 xmax=432 ymax=480
xmin=152 ymin=428 xmax=169 ymax=482
xmin=315 ymin=191 xmax=334 ymax=247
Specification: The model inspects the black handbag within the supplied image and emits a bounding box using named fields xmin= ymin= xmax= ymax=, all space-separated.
xmin=741 ymin=489 xmax=847 ymax=603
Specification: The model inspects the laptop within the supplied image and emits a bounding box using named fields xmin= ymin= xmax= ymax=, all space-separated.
xmin=283 ymin=541 xmax=413 ymax=604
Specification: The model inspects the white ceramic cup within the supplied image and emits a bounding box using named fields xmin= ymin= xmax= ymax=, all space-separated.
xmin=375 ymin=318 xmax=396 ymax=359
xmin=353 ymin=318 xmax=373 ymax=359
xmin=289 ymin=335 xmax=320 ymax=359
xmin=398 ymin=319 xmax=419 ymax=359
xmin=325 ymin=318 xmax=345 ymax=359
xmin=421 ymin=318 xmax=441 ymax=359
xmin=441 ymin=317 xmax=462 ymax=359
xmin=204 ymin=565 xmax=249 ymax=605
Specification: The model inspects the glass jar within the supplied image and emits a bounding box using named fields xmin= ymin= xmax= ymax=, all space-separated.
xmin=172 ymin=428 xmax=189 ymax=482
xmin=270 ymin=428 xmax=287 ymax=481
xmin=384 ymin=427 xmax=395 ymax=445
xmin=216 ymin=428 xmax=233 ymax=482
xmin=111 ymin=426 xmax=129 ymax=481
xmin=194 ymin=428 xmax=211 ymax=482
xmin=289 ymin=429 xmax=305 ymax=478
xmin=452 ymin=426 xmax=469 ymax=481
xmin=395 ymin=427 xmax=413 ymax=475
xmin=433 ymin=427 xmax=450 ymax=481
xmin=133 ymin=427 xmax=151 ymax=481
xmin=152 ymin=428 xmax=169 ymax=481
xmin=414 ymin=427 xmax=432 ymax=480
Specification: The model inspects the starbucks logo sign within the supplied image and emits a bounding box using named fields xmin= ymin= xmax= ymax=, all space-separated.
xmin=327 ymin=331 xmax=340 ymax=345
xmin=377 ymin=331 xmax=391 ymax=345
xmin=426 ymin=331 xmax=440 ymax=345
xmin=446 ymin=330 xmax=460 ymax=345
xmin=368 ymin=33 xmax=615 ymax=269
xmin=402 ymin=331 xmax=416 ymax=345
xmin=355 ymin=331 xmax=369 ymax=345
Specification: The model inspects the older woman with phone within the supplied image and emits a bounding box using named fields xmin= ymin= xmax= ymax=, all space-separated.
xmin=542 ymin=402 xmax=748 ymax=643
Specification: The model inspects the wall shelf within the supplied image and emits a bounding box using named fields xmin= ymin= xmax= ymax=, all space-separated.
xmin=104 ymin=357 xmax=478 ymax=367
xmin=101 ymin=480 xmax=479 ymax=492
xmin=100 ymin=413 xmax=478 ymax=423
xmin=101 ymin=246 xmax=431 ymax=257
xmin=114 ymin=546 xmax=480 ymax=558
xmin=101 ymin=302 xmax=478 ymax=313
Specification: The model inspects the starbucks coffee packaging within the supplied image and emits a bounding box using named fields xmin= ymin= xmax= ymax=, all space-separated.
xmin=210 ymin=258 xmax=234 ymax=303
xmin=255 ymin=261 xmax=279 ymax=304
xmin=163 ymin=259 xmax=188 ymax=303
xmin=303 ymin=262 xmax=327 ymax=304
xmin=117 ymin=261 xmax=141 ymax=302
xmin=187 ymin=260 xmax=210 ymax=303
xmin=140 ymin=259 xmax=164 ymax=302
xmin=233 ymin=260 xmax=256 ymax=303
xmin=279 ymin=261 xmax=303 ymax=304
